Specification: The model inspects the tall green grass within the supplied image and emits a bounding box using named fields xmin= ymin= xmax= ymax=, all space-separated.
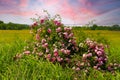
xmin=0 ymin=30 xmax=120 ymax=80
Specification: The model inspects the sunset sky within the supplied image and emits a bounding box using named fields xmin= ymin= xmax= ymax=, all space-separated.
xmin=0 ymin=0 xmax=120 ymax=25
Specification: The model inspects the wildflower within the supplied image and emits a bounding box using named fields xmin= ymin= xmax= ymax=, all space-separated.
xmin=47 ymin=28 xmax=51 ymax=34
xmin=40 ymin=19 xmax=44 ymax=24
xmin=13 ymin=54 xmax=22 ymax=60
xmin=54 ymin=48 xmax=58 ymax=57
xmin=89 ymin=42 xmax=95 ymax=49
xmin=60 ymin=48 xmax=65 ymax=53
xmin=33 ymin=22 xmax=38 ymax=26
xmin=37 ymin=28 xmax=42 ymax=33
xmin=65 ymin=58 xmax=70 ymax=63
xmin=93 ymin=66 xmax=98 ymax=69
xmin=38 ymin=52 xmax=43 ymax=56
xmin=79 ymin=43 xmax=84 ymax=47
xmin=68 ymin=33 xmax=74 ymax=38
xmin=46 ymin=48 xmax=49 ymax=53
xmin=96 ymin=51 xmax=102 ymax=56
xmin=64 ymin=50 xmax=70 ymax=55
xmin=24 ymin=51 xmax=30 ymax=55
xmin=108 ymin=66 xmax=112 ymax=71
xmin=87 ymin=53 xmax=92 ymax=57
xmin=80 ymin=62 xmax=85 ymax=66
xmin=64 ymin=27 xmax=72 ymax=31
xmin=42 ymin=43 xmax=48 ymax=48
xmin=63 ymin=32 xmax=68 ymax=38
xmin=51 ymin=57 xmax=56 ymax=62
xmin=54 ymin=20 xmax=61 ymax=26
xmin=36 ymin=34 xmax=40 ymax=40
xmin=76 ymin=61 xmax=81 ymax=67
xmin=57 ymin=56 xmax=63 ymax=62
xmin=56 ymin=27 xmax=62 ymax=32
xmin=76 ymin=67 xmax=80 ymax=71
xmin=41 ymin=39 xmax=46 ymax=44
xmin=72 ymin=66 xmax=76 ymax=70
xmin=82 ymin=54 xmax=87 ymax=60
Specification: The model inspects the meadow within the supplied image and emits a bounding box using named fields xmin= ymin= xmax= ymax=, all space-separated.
xmin=0 ymin=29 xmax=120 ymax=80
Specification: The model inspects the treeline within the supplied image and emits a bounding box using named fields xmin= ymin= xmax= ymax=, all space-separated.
xmin=0 ymin=20 xmax=29 ymax=30
xmin=72 ymin=24 xmax=120 ymax=31
xmin=90 ymin=24 xmax=120 ymax=31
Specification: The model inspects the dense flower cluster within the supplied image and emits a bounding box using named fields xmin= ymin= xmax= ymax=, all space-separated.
xmin=15 ymin=13 xmax=79 ymax=66
xmin=84 ymin=38 xmax=108 ymax=70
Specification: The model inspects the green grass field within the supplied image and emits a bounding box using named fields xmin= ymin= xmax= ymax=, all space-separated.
xmin=0 ymin=30 xmax=120 ymax=80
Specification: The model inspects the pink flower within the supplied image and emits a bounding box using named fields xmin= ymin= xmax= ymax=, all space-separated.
xmin=61 ymin=43 xmax=65 ymax=47
xmin=33 ymin=22 xmax=38 ymax=26
xmin=40 ymin=19 xmax=44 ymax=24
xmin=71 ymin=40 xmax=76 ymax=45
xmin=47 ymin=28 xmax=51 ymax=34
xmin=76 ymin=67 xmax=80 ymax=71
xmin=69 ymin=39 xmax=72 ymax=43
xmin=82 ymin=54 xmax=87 ymax=60
xmin=94 ymin=49 xmax=98 ymax=53
xmin=37 ymin=28 xmax=42 ymax=33
xmin=54 ymin=20 xmax=61 ymax=26
xmin=64 ymin=27 xmax=72 ymax=31
xmin=68 ymin=33 xmax=74 ymax=38
xmin=41 ymin=39 xmax=46 ymax=44
xmin=54 ymin=52 xmax=58 ymax=57
xmin=36 ymin=34 xmax=40 ymax=40
xmin=37 ymin=52 xmax=43 ymax=57
xmin=56 ymin=27 xmax=62 ymax=32
xmin=63 ymin=32 xmax=68 ymax=39
xmin=98 ymin=57 xmax=103 ymax=61
xmin=54 ymin=48 xmax=58 ymax=53
xmin=104 ymin=58 xmax=107 ymax=61
xmin=57 ymin=57 xmax=63 ymax=62
xmin=89 ymin=42 xmax=95 ymax=48
xmin=64 ymin=50 xmax=71 ymax=55
xmin=24 ymin=51 xmax=30 ymax=55
xmin=46 ymin=48 xmax=49 ymax=53
xmin=42 ymin=43 xmax=48 ymax=48
xmin=108 ymin=66 xmax=112 ymax=71
xmin=96 ymin=51 xmax=102 ymax=56
xmin=65 ymin=58 xmax=70 ymax=63
xmin=45 ymin=54 xmax=51 ymax=60
xmin=99 ymin=61 xmax=104 ymax=65
xmin=87 ymin=53 xmax=92 ymax=57
xmin=93 ymin=66 xmax=98 ymax=69
xmin=54 ymin=48 xmax=58 ymax=57
xmin=60 ymin=48 xmax=65 ymax=53
xmin=51 ymin=57 xmax=56 ymax=62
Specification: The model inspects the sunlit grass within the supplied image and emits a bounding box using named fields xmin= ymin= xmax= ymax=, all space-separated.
xmin=0 ymin=30 xmax=30 ymax=43
xmin=0 ymin=30 xmax=120 ymax=80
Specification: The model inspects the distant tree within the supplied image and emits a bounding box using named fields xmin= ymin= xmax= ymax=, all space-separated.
xmin=111 ymin=24 xmax=120 ymax=31
xmin=0 ymin=20 xmax=4 ymax=24
xmin=91 ymin=24 xmax=98 ymax=30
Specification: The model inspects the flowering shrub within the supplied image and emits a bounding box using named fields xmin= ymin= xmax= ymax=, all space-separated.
xmin=15 ymin=11 xmax=79 ymax=66
xmin=14 ymin=11 xmax=120 ymax=73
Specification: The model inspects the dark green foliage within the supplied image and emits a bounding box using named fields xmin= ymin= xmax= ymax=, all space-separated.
xmin=0 ymin=21 xmax=29 ymax=30
xmin=73 ymin=24 xmax=120 ymax=31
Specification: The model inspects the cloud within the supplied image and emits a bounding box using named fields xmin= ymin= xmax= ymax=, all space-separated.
xmin=0 ymin=0 xmax=120 ymax=25
xmin=19 ymin=0 xmax=29 ymax=7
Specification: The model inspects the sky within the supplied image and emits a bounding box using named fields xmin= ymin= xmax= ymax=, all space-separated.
xmin=0 ymin=0 xmax=120 ymax=26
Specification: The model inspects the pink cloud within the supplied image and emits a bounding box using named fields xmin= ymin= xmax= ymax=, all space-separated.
xmin=19 ymin=0 xmax=29 ymax=7
xmin=57 ymin=0 xmax=97 ymax=24
xmin=37 ymin=0 xmax=60 ymax=6
xmin=58 ymin=0 xmax=77 ymax=19
xmin=78 ymin=0 xmax=92 ymax=6
xmin=0 ymin=9 xmax=36 ymax=17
